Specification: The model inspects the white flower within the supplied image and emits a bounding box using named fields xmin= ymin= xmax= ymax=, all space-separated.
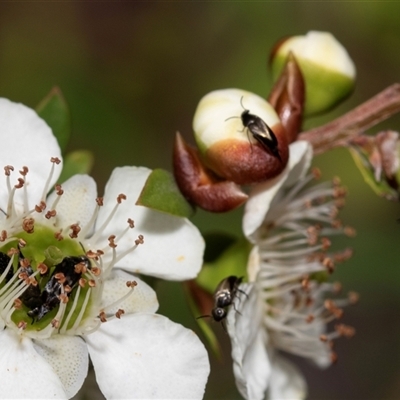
xmin=0 ymin=98 xmax=210 ymax=399
xmin=227 ymin=141 xmax=356 ymax=400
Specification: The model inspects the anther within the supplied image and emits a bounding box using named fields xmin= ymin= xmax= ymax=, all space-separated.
xmin=117 ymin=194 xmax=127 ymax=204
xmin=0 ymin=230 xmax=7 ymax=242
xmin=14 ymin=178 xmax=24 ymax=189
xmin=108 ymin=235 xmax=117 ymax=248
xmin=74 ymin=262 xmax=87 ymax=274
xmin=54 ymin=231 xmax=64 ymax=241
xmin=126 ymin=280 xmax=138 ymax=288
xmin=335 ymin=323 xmax=356 ymax=338
xmin=324 ymin=299 xmax=343 ymax=319
xmin=330 ymin=351 xmax=338 ymax=364
xmin=306 ymin=314 xmax=314 ymax=323
xmin=45 ymin=210 xmax=57 ymax=219
xmin=51 ymin=319 xmax=60 ymax=328
xmin=323 ymin=257 xmax=335 ymax=273
xmin=50 ymin=157 xmax=61 ymax=165
xmin=88 ymin=279 xmax=96 ymax=287
xmin=4 ymin=165 xmax=14 ymax=176
xmin=348 ymin=291 xmax=360 ymax=304
xmin=35 ymin=201 xmax=47 ymax=213
xmin=135 ymin=235 xmax=144 ymax=245
xmin=19 ymin=166 xmax=29 ymax=176
xmin=69 ymin=223 xmax=81 ymax=239
xmin=37 ymin=263 xmax=48 ymax=275
xmin=96 ymin=197 xmax=104 ymax=206
xmin=17 ymin=321 xmax=27 ymax=330
xmin=127 ymin=218 xmax=135 ymax=228
xmin=55 ymin=184 xmax=64 ymax=196
xmin=91 ymin=267 xmax=101 ymax=276
xmin=14 ymin=298 xmax=22 ymax=309
xmin=312 ymin=167 xmax=322 ymax=179
xmin=22 ymin=217 xmax=35 ymax=234
xmin=79 ymin=278 xmax=87 ymax=288
xmin=99 ymin=311 xmax=107 ymax=323
xmin=59 ymin=294 xmax=68 ymax=304
xmin=321 ymin=238 xmax=331 ymax=250
xmin=18 ymin=239 xmax=27 ymax=248
xmin=55 ymin=272 xmax=66 ymax=284
xmin=115 ymin=309 xmax=125 ymax=319
xmin=344 ymin=226 xmax=356 ymax=237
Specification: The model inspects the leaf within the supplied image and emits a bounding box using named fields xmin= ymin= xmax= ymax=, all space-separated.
xmin=349 ymin=147 xmax=399 ymax=201
xmin=36 ymin=87 xmax=71 ymax=151
xmin=58 ymin=150 xmax=94 ymax=183
xmin=136 ymin=168 xmax=194 ymax=218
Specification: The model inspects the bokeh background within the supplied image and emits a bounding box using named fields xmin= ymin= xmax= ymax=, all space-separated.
xmin=0 ymin=2 xmax=399 ymax=399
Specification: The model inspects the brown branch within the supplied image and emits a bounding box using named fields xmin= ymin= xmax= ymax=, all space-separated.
xmin=298 ymin=83 xmax=400 ymax=154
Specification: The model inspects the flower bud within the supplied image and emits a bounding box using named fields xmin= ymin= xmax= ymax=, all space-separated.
xmin=270 ymin=31 xmax=356 ymax=116
xmin=350 ymin=131 xmax=400 ymax=200
xmin=193 ymin=89 xmax=289 ymax=185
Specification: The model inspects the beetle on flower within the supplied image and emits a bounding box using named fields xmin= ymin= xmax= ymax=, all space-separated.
xmin=0 ymin=98 xmax=210 ymax=399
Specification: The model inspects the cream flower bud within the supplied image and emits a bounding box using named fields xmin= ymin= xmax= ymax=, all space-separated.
xmin=193 ymin=89 xmax=289 ymax=185
xmin=270 ymin=31 xmax=356 ymax=116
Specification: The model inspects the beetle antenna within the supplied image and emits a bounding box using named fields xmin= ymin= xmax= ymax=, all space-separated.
xmin=196 ymin=315 xmax=211 ymax=320
xmin=239 ymin=95 xmax=247 ymax=111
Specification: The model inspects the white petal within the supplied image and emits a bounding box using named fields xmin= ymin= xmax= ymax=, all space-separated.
xmin=266 ymin=356 xmax=307 ymax=400
xmin=243 ymin=141 xmax=312 ymax=240
xmin=96 ymin=166 xmax=205 ymax=280
xmin=86 ymin=313 xmax=210 ymax=399
xmin=227 ymin=283 xmax=271 ymax=400
xmin=0 ymin=98 xmax=62 ymax=211
xmin=33 ymin=335 xmax=89 ymax=399
xmin=46 ymin=174 xmax=97 ymax=232
xmin=101 ymin=269 xmax=159 ymax=314
xmin=0 ymin=329 xmax=67 ymax=399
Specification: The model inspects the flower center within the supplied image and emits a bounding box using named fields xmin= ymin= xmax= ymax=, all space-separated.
xmin=0 ymin=159 xmax=142 ymax=339
xmin=0 ymin=225 xmax=102 ymax=337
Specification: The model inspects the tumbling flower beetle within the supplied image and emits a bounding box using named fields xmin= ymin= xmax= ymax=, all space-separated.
xmin=198 ymin=275 xmax=247 ymax=325
xmin=227 ymin=97 xmax=281 ymax=161
xmin=27 ymin=255 xmax=91 ymax=321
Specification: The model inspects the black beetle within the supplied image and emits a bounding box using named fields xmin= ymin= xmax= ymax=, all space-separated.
xmin=198 ymin=275 xmax=247 ymax=326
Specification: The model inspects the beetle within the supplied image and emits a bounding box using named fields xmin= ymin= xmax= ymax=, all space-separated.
xmin=226 ymin=96 xmax=281 ymax=161
xmin=27 ymin=255 xmax=91 ymax=321
xmin=198 ymin=275 xmax=247 ymax=326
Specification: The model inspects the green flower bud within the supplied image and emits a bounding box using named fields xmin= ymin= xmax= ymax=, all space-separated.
xmin=270 ymin=31 xmax=356 ymax=116
xmin=193 ymin=89 xmax=289 ymax=185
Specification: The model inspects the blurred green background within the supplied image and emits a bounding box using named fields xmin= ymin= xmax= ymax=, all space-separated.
xmin=1 ymin=2 xmax=399 ymax=399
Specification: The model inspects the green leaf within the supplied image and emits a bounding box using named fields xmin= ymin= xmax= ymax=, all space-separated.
xmin=349 ymin=147 xmax=399 ymax=201
xmin=197 ymin=237 xmax=251 ymax=294
xmin=136 ymin=168 xmax=194 ymax=218
xmin=36 ymin=87 xmax=71 ymax=151
xmin=58 ymin=150 xmax=94 ymax=184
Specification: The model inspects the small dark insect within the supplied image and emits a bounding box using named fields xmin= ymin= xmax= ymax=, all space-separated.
xmin=226 ymin=96 xmax=281 ymax=161
xmin=27 ymin=255 xmax=91 ymax=321
xmin=197 ymin=275 xmax=247 ymax=326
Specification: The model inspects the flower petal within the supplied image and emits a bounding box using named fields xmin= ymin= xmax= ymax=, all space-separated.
xmin=0 ymin=329 xmax=67 ymax=399
xmin=86 ymin=313 xmax=210 ymax=399
xmin=227 ymin=283 xmax=271 ymax=400
xmin=0 ymin=98 xmax=62 ymax=211
xmin=101 ymin=269 xmax=159 ymax=314
xmin=266 ymin=355 xmax=307 ymax=400
xmin=97 ymin=166 xmax=205 ymax=280
xmin=33 ymin=335 xmax=89 ymax=399
xmin=243 ymin=141 xmax=312 ymax=240
xmin=46 ymin=174 xmax=97 ymax=233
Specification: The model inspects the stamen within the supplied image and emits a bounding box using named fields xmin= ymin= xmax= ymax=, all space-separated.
xmin=40 ymin=157 xmax=61 ymax=203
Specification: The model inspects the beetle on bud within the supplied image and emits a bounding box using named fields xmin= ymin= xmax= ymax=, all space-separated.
xmin=193 ymin=89 xmax=289 ymax=185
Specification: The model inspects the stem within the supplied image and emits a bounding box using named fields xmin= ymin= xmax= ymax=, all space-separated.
xmin=298 ymin=83 xmax=400 ymax=154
